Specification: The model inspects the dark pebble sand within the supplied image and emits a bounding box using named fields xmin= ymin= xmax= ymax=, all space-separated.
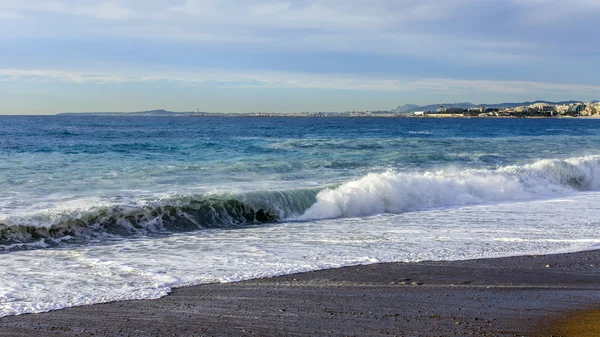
xmin=2 ymin=250 xmax=600 ymax=336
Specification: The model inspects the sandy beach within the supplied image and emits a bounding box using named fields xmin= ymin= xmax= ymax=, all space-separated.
xmin=1 ymin=249 xmax=599 ymax=336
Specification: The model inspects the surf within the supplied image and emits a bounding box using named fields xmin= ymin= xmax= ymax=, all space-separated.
xmin=3 ymin=155 xmax=600 ymax=250
xmin=0 ymin=189 xmax=321 ymax=250
xmin=298 ymin=155 xmax=600 ymax=220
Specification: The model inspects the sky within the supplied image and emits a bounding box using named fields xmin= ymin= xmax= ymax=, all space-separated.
xmin=1 ymin=0 xmax=599 ymax=114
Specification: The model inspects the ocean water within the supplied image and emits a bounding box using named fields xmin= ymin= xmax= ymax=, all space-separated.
xmin=1 ymin=116 xmax=600 ymax=317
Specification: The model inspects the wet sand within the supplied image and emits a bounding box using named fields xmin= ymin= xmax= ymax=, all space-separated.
xmin=2 ymin=249 xmax=600 ymax=336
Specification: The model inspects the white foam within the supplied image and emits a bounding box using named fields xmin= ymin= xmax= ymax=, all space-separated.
xmin=4 ymin=156 xmax=600 ymax=234
xmin=2 ymin=191 xmax=600 ymax=317
xmin=0 ymin=180 xmax=320 ymax=232
xmin=298 ymin=156 xmax=600 ymax=220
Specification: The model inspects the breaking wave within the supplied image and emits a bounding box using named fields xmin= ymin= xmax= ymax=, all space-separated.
xmin=298 ymin=155 xmax=600 ymax=220
xmin=0 ymin=189 xmax=320 ymax=251
xmin=3 ymin=155 xmax=600 ymax=250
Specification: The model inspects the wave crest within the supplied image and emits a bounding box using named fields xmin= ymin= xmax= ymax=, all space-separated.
xmin=4 ymin=156 xmax=600 ymax=250
xmin=298 ymin=156 xmax=600 ymax=220
xmin=0 ymin=189 xmax=320 ymax=251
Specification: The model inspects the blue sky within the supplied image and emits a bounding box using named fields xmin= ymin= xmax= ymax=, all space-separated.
xmin=1 ymin=0 xmax=599 ymax=114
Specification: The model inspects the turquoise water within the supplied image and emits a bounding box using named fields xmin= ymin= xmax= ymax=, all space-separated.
xmin=2 ymin=116 xmax=600 ymax=316
xmin=2 ymin=116 xmax=600 ymax=247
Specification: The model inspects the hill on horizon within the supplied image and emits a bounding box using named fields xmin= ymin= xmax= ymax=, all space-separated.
xmin=392 ymin=100 xmax=586 ymax=113
xmin=56 ymin=109 xmax=203 ymax=116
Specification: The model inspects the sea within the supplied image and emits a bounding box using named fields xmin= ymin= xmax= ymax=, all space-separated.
xmin=1 ymin=115 xmax=600 ymax=317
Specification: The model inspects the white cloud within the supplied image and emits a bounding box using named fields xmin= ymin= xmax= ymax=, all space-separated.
xmin=0 ymin=1 xmax=522 ymax=39
xmin=0 ymin=0 xmax=598 ymax=83
xmin=0 ymin=69 xmax=128 ymax=83
xmin=2 ymin=67 xmax=599 ymax=97
xmin=0 ymin=0 xmax=135 ymax=20
xmin=514 ymin=0 xmax=600 ymax=16
xmin=3 ymin=0 xmax=600 ymax=32
xmin=0 ymin=10 xmax=23 ymax=19
xmin=75 ymin=2 xmax=134 ymax=20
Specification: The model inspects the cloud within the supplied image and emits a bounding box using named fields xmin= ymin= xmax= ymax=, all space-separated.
xmin=0 ymin=1 xmax=548 ymax=53
xmin=0 ymin=10 xmax=23 ymax=20
xmin=73 ymin=2 xmax=134 ymax=20
xmin=0 ymin=0 xmax=135 ymax=20
xmin=3 ymin=1 xmax=539 ymax=64
xmin=2 ymin=67 xmax=599 ymax=97
xmin=0 ymin=69 xmax=128 ymax=83
xmin=3 ymin=0 xmax=600 ymax=34
xmin=1 ymin=0 xmax=598 ymax=89
xmin=513 ymin=0 xmax=600 ymax=18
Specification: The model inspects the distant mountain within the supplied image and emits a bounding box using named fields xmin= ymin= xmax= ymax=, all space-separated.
xmin=393 ymin=104 xmax=421 ymax=113
xmin=392 ymin=100 xmax=586 ymax=113
xmin=57 ymin=109 xmax=204 ymax=116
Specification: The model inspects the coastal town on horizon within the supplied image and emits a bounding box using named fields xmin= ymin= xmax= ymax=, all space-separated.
xmin=58 ymin=100 xmax=600 ymax=118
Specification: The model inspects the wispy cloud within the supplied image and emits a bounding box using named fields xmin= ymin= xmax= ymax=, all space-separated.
xmin=0 ymin=0 xmax=136 ymax=20
xmin=513 ymin=0 xmax=600 ymax=20
xmin=2 ymin=67 xmax=599 ymax=97
xmin=0 ymin=0 xmax=568 ymax=62
xmin=0 ymin=10 xmax=23 ymax=20
xmin=0 ymin=69 xmax=127 ymax=83
xmin=1 ymin=0 xmax=599 ymax=113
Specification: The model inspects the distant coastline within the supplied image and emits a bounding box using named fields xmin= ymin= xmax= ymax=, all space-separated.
xmin=57 ymin=100 xmax=600 ymax=118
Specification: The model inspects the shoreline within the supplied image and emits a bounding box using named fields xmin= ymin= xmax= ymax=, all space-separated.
xmin=48 ymin=114 xmax=600 ymax=118
xmin=2 ymin=249 xmax=600 ymax=336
